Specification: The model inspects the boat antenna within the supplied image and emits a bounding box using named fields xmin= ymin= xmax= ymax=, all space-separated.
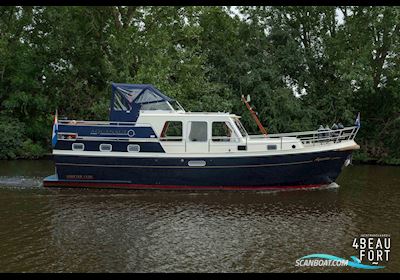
xmin=241 ymin=95 xmax=268 ymax=137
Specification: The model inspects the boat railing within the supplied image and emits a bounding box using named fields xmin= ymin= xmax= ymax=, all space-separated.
xmin=248 ymin=126 xmax=359 ymax=146
xmin=58 ymin=120 xmax=358 ymax=150
xmin=210 ymin=136 xmax=242 ymax=143
xmin=58 ymin=120 xmax=153 ymax=127
xmin=159 ymin=136 xmax=243 ymax=143
xmin=159 ymin=136 xmax=184 ymax=142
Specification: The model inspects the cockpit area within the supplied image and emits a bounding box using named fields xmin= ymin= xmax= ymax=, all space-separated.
xmin=110 ymin=83 xmax=185 ymax=122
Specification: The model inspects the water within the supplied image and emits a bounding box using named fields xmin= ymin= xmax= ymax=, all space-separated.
xmin=0 ymin=160 xmax=399 ymax=272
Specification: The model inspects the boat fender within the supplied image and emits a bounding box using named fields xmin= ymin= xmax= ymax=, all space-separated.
xmin=344 ymin=155 xmax=352 ymax=167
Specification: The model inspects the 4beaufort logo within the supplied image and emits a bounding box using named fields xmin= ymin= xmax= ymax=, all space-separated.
xmin=352 ymin=234 xmax=390 ymax=265
xmin=295 ymin=234 xmax=390 ymax=270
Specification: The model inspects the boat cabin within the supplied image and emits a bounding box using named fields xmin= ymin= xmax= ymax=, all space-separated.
xmin=108 ymin=83 xmax=303 ymax=153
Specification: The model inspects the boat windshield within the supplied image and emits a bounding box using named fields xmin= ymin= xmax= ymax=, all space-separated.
xmin=170 ymin=100 xmax=185 ymax=111
xmin=141 ymin=101 xmax=173 ymax=111
xmin=233 ymin=118 xmax=248 ymax=137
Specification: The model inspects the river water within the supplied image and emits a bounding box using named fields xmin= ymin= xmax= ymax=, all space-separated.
xmin=0 ymin=160 xmax=399 ymax=272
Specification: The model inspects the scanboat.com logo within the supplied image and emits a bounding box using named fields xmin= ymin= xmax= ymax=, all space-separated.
xmin=295 ymin=254 xmax=385 ymax=270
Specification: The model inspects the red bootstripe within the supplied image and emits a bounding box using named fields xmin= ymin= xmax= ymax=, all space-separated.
xmin=43 ymin=181 xmax=323 ymax=191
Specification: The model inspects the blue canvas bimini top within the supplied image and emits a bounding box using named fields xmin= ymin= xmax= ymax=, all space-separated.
xmin=109 ymin=83 xmax=176 ymax=122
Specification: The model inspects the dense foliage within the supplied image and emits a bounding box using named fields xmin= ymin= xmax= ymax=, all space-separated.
xmin=0 ymin=6 xmax=399 ymax=163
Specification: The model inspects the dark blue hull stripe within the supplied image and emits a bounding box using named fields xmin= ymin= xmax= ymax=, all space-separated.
xmin=55 ymin=156 xmax=342 ymax=169
xmin=50 ymin=150 xmax=353 ymax=188
xmin=55 ymin=140 xmax=165 ymax=153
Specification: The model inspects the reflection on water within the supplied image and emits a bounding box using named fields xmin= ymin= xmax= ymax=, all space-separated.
xmin=0 ymin=160 xmax=399 ymax=272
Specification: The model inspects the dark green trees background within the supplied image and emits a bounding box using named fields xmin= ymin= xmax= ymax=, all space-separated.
xmin=0 ymin=6 xmax=399 ymax=163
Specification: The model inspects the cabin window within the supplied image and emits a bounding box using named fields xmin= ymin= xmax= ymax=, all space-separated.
xmin=100 ymin=144 xmax=112 ymax=152
xmin=233 ymin=118 xmax=248 ymax=137
xmin=72 ymin=143 xmax=84 ymax=151
xmin=267 ymin=144 xmax=277 ymax=150
xmin=135 ymin=89 xmax=163 ymax=103
xmin=141 ymin=101 xmax=172 ymax=111
xmin=127 ymin=144 xmax=140 ymax=152
xmin=160 ymin=121 xmax=183 ymax=141
xmin=113 ymin=89 xmax=133 ymax=111
xmin=212 ymin=121 xmax=236 ymax=142
xmin=188 ymin=121 xmax=208 ymax=142
xmin=170 ymin=100 xmax=185 ymax=111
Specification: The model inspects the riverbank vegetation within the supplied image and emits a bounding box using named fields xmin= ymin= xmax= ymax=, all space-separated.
xmin=0 ymin=6 xmax=399 ymax=164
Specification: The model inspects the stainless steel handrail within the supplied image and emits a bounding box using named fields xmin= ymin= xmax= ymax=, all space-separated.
xmin=159 ymin=136 xmax=184 ymax=141
xmin=57 ymin=120 xmax=359 ymax=150
xmin=210 ymin=136 xmax=242 ymax=142
xmin=58 ymin=120 xmax=153 ymax=127
xmin=247 ymin=126 xmax=359 ymax=146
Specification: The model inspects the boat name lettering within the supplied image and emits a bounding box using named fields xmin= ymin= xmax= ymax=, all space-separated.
xmin=90 ymin=129 xmax=131 ymax=136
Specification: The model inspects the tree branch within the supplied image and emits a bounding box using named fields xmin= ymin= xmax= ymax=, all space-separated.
xmin=123 ymin=6 xmax=136 ymax=29
xmin=112 ymin=6 xmax=122 ymax=30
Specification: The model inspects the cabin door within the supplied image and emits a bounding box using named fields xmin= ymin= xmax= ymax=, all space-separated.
xmin=186 ymin=121 xmax=209 ymax=153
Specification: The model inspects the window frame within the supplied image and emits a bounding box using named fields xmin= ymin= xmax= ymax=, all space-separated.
xmin=72 ymin=143 xmax=85 ymax=151
xmin=233 ymin=118 xmax=248 ymax=137
xmin=187 ymin=121 xmax=208 ymax=142
xmin=211 ymin=121 xmax=238 ymax=142
xmin=160 ymin=121 xmax=183 ymax=142
xmin=127 ymin=144 xmax=141 ymax=153
xmin=99 ymin=143 xmax=113 ymax=152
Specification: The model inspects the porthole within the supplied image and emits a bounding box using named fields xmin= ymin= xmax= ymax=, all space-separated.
xmin=100 ymin=144 xmax=112 ymax=152
xmin=72 ymin=143 xmax=85 ymax=151
xmin=127 ymin=144 xmax=140 ymax=152
xmin=292 ymin=145 xmax=296 ymax=149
